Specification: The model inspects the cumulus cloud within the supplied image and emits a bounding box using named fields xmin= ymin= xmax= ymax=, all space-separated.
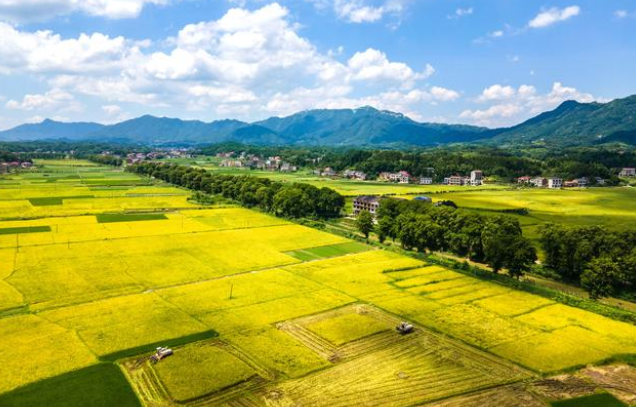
xmin=0 ymin=22 xmax=141 ymax=75
xmin=308 ymin=0 xmax=409 ymax=24
xmin=447 ymin=7 xmax=473 ymax=19
xmin=6 ymin=88 xmax=77 ymax=111
xmin=528 ymin=5 xmax=580 ymax=28
xmin=461 ymin=82 xmax=596 ymax=127
xmin=1 ymin=3 xmax=447 ymax=121
xmin=0 ymin=0 xmax=172 ymax=22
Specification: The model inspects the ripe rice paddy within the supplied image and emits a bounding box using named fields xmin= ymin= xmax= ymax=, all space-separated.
xmin=2 ymin=159 xmax=636 ymax=406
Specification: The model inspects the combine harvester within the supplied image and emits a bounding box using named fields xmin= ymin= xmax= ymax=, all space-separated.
xmin=150 ymin=347 xmax=173 ymax=363
xmin=396 ymin=321 xmax=414 ymax=335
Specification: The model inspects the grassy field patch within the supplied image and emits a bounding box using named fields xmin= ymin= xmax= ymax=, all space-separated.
xmin=95 ymin=213 xmax=168 ymax=223
xmin=286 ymin=241 xmax=370 ymax=261
xmin=28 ymin=195 xmax=93 ymax=206
xmin=551 ymin=393 xmax=627 ymax=407
xmin=0 ymin=225 xmax=51 ymax=235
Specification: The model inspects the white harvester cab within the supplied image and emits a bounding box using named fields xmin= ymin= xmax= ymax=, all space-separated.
xmin=150 ymin=346 xmax=174 ymax=363
xmin=396 ymin=322 xmax=414 ymax=335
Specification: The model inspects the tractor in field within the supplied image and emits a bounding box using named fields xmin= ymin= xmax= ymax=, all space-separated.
xmin=150 ymin=347 xmax=173 ymax=363
xmin=396 ymin=322 xmax=414 ymax=335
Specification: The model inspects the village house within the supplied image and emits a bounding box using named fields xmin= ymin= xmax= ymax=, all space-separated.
xmin=280 ymin=162 xmax=297 ymax=172
xmin=378 ymin=171 xmax=410 ymax=183
xmin=530 ymin=177 xmax=547 ymax=187
xmin=517 ymin=176 xmax=532 ymax=184
xmin=343 ymin=170 xmax=367 ymax=180
xmin=353 ymin=195 xmax=382 ymax=216
xmin=620 ymin=167 xmax=636 ymax=177
xmin=548 ymin=178 xmax=563 ymax=189
xmin=321 ymin=167 xmax=337 ymax=177
xmin=419 ymin=177 xmax=433 ymax=185
xmin=220 ymin=160 xmax=243 ymax=168
xmin=470 ymin=170 xmax=483 ymax=186
xmin=444 ymin=175 xmax=464 ymax=186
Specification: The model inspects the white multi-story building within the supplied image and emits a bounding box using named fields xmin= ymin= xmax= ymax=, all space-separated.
xmin=353 ymin=196 xmax=382 ymax=216
xmin=620 ymin=167 xmax=636 ymax=177
xmin=470 ymin=170 xmax=483 ymax=186
xmin=548 ymin=178 xmax=563 ymax=189
xmin=530 ymin=177 xmax=547 ymax=187
xmin=419 ymin=177 xmax=433 ymax=185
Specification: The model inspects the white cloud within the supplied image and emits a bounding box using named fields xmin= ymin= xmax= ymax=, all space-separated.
xmin=0 ymin=22 xmax=139 ymax=75
xmin=347 ymin=48 xmax=434 ymax=85
xmin=447 ymin=7 xmax=473 ymax=19
xmin=308 ymin=0 xmax=408 ymax=24
xmin=6 ymin=88 xmax=75 ymax=111
xmin=478 ymin=84 xmax=516 ymax=102
xmin=0 ymin=3 xmax=445 ymax=121
xmin=430 ymin=86 xmax=460 ymax=102
xmin=614 ymin=10 xmax=635 ymax=19
xmin=528 ymin=5 xmax=580 ymax=28
xmin=0 ymin=0 xmax=172 ymax=22
xmin=461 ymin=82 xmax=597 ymax=127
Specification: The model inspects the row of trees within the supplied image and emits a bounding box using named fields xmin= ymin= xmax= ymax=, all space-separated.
xmin=89 ymin=154 xmax=123 ymax=167
xmin=358 ymin=198 xmax=537 ymax=277
xmin=128 ymin=162 xmax=344 ymax=219
xmin=540 ymin=224 xmax=636 ymax=298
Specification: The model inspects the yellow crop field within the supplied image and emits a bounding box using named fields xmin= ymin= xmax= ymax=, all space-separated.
xmin=3 ymin=160 xmax=636 ymax=407
xmin=152 ymin=343 xmax=256 ymax=401
xmin=40 ymin=293 xmax=209 ymax=356
xmin=0 ymin=315 xmax=98 ymax=394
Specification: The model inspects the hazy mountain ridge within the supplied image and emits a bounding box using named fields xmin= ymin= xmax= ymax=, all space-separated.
xmin=2 ymin=96 xmax=636 ymax=146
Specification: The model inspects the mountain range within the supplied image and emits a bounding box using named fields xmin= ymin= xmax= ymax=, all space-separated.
xmin=2 ymin=95 xmax=636 ymax=147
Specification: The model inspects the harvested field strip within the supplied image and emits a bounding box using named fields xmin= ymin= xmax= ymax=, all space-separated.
xmin=121 ymin=359 xmax=170 ymax=407
xmin=284 ymin=241 xmax=370 ymax=261
xmin=551 ymin=393 xmax=627 ymax=407
xmin=96 ymin=213 xmax=168 ymax=223
xmin=266 ymin=334 xmax=531 ymax=407
xmin=0 ymin=225 xmax=51 ymax=235
xmin=423 ymin=384 xmax=546 ymax=407
xmin=28 ymin=196 xmax=94 ymax=206
xmin=278 ymin=322 xmax=338 ymax=359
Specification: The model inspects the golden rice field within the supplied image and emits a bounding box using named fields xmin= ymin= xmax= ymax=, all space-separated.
xmin=2 ymin=159 xmax=636 ymax=407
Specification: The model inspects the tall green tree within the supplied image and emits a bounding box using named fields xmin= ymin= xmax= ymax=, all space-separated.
xmin=356 ymin=211 xmax=374 ymax=240
xmin=581 ymin=257 xmax=620 ymax=299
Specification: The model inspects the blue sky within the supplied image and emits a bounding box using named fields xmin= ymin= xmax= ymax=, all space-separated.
xmin=0 ymin=0 xmax=634 ymax=130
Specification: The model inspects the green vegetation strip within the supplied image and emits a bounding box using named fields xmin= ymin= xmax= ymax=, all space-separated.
xmin=99 ymin=330 xmax=218 ymax=362
xmin=96 ymin=213 xmax=168 ymax=223
xmin=286 ymin=241 xmax=370 ymax=261
xmin=0 ymin=225 xmax=51 ymax=235
xmin=551 ymin=393 xmax=627 ymax=407
xmin=28 ymin=196 xmax=94 ymax=206
xmin=0 ymin=364 xmax=141 ymax=407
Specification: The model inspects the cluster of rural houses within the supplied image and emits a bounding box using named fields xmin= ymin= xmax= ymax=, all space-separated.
xmin=317 ymin=168 xmax=484 ymax=186
xmin=125 ymin=149 xmax=191 ymax=164
xmin=219 ymin=153 xmax=298 ymax=172
xmin=517 ymin=176 xmax=605 ymax=189
xmin=442 ymin=170 xmax=484 ymax=186
xmin=0 ymin=161 xmax=33 ymax=173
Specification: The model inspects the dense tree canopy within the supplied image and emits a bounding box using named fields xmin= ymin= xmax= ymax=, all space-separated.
xmin=540 ymin=224 xmax=636 ymax=298
xmin=128 ymin=162 xmax=344 ymax=220
xmin=373 ymin=198 xmax=536 ymax=276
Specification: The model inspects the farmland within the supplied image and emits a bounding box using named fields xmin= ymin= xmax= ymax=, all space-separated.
xmin=2 ymin=160 xmax=636 ymax=406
